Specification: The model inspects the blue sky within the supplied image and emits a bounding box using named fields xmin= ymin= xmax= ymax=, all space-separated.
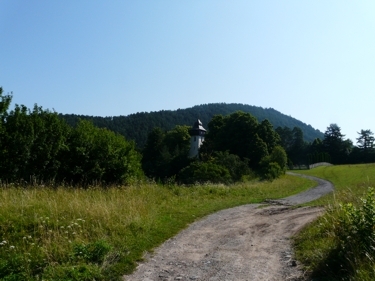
xmin=1 ymin=1 xmax=375 ymax=143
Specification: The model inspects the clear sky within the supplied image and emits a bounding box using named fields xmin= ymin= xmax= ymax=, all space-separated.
xmin=1 ymin=1 xmax=375 ymax=143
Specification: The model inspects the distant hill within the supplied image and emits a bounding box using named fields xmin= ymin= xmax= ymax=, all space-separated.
xmin=60 ymin=103 xmax=324 ymax=148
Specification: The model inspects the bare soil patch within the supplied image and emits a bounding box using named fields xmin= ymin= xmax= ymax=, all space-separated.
xmin=124 ymin=174 xmax=333 ymax=281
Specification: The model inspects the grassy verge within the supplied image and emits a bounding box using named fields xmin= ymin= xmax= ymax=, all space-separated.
xmin=293 ymin=164 xmax=375 ymax=280
xmin=0 ymin=174 xmax=313 ymax=281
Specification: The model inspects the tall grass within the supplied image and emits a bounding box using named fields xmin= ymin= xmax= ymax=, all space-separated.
xmin=0 ymin=174 xmax=313 ymax=280
xmin=293 ymin=164 xmax=375 ymax=281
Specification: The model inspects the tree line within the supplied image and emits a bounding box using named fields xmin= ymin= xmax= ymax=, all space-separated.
xmin=0 ymin=88 xmax=143 ymax=185
xmin=277 ymin=123 xmax=375 ymax=167
xmin=142 ymin=111 xmax=288 ymax=183
xmin=1 ymin=87 xmax=374 ymax=186
xmin=60 ymin=103 xmax=323 ymax=148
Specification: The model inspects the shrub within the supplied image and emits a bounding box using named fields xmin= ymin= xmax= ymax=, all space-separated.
xmin=178 ymin=161 xmax=231 ymax=185
xmin=334 ymin=188 xmax=375 ymax=272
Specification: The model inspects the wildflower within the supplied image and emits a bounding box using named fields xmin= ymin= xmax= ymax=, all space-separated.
xmin=28 ymin=236 xmax=32 ymax=239
xmin=9 ymin=246 xmax=15 ymax=249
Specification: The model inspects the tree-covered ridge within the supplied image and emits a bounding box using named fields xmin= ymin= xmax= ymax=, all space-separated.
xmin=0 ymin=88 xmax=144 ymax=185
xmin=60 ymin=103 xmax=323 ymax=148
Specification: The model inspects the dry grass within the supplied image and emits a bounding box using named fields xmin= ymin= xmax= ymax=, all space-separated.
xmin=0 ymin=174 xmax=314 ymax=280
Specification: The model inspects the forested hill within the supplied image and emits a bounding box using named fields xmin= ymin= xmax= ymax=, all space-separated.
xmin=60 ymin=103 xmax=324 ymax=148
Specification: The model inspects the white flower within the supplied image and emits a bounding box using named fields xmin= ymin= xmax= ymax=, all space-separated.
xmin=9 ymin=245 xmax=15 ymax=249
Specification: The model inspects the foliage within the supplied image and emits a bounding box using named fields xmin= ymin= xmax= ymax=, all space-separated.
xmin=0 ymin=89 xmax=144 ymax=185
xmin=0 ymin=87 xmax=12 ymax=119
xmin=294 ymin=164 xmax=375 ymax=280
xmin=356 ymin=129 xmax=374 ymax=152
xmin=142 ymin=126 xmax=192 ymax=182
xmin=211 ymin=151 xmax=253 ymax=182
xmin=60 ymin=103 xmax=324 ymax=148
xmin=276 ymin=126 xmax=309 ymax=166
xmin=200 ymin=111 xmax=270 ymax=170
xmin=0 ymin=104 xmax=69 ymax=182
xmin=322 ymin=123 xmax=349 ymax=164
xmin=259 ymin=146 xmax=287 ymax=181
xmin=0 ymin=175 xmax=314 ymax=280
xmin=61 ymin=120 xmax=143 ymax=185
xmin=178 ymin=161 xmax=231 ymax=184
xmin=336 ymin=188 xmax=375 ymax=263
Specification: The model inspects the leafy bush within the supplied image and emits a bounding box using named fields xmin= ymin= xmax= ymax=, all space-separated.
xmin=296 ymin=187 xmax=375 ymax=280
xmin=61 ymin=120 xmax=144 ymax=185
xmin=212 ymin=151 xmax=253 ymax=182
xmin=178 ymin=161 xmax=231 ymax=185
xmin=260 ymin=162 xmax=283 ymax=181
xmin=333 ymin=188 xmax=375 ymax=277
xmin=259 ymin=146 xmax=287 ymax=181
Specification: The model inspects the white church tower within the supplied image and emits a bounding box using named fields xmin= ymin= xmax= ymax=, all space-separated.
xmin=189 ymin=119 xmax=206 ymax=158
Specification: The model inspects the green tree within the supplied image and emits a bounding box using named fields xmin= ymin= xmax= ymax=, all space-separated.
xmin=323 ymin=124 xmax=347 ymax=164
xmin=259 ymin=145 xmax=287 ymax=180
xmin=0 ymin=88 xmax=12 ymax=165
xmin=212 ymin=151 xmax=253 ymax=182
xmin=0 ymin=104 xmax=34 ymax=181
xmin=357 ymin=129 xmax=375 ymax=152
xmin=200 ymin=111 xmax=268 ymax=170
xmin=63 ymin=120 xmax=143 ymax=185
xmin=257 ymin=119 xmax=280 ymax=154
xmin=178 ymin=161 xmax=231 ymax=185
xmin=289 ymin=127 xmax=307 ymax=166
xmin=141 ymin=127 xmax=166 ymax=179
xmin=0 ymin=87 xmax=12 ymax=120
xmin=142 ymin=125 xmax=191 ymax=181
xmin=275 ymin=126 xmax=294 ymax=152
xmin=0 ymin=104 xmax=69 ymax=182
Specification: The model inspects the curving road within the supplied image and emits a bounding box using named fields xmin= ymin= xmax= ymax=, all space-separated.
xmin=124 ymin=174 xmax=334 ymax=281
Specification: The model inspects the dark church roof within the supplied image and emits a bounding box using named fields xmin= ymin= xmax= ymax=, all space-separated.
xmin=189 ymin=119 xmax=206 ymax=136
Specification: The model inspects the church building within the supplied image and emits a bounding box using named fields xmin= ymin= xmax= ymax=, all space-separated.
xmin=189 ymin=119 xmax=206 ymax=158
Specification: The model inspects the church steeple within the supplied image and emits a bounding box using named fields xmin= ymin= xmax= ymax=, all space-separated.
xmin=189 ymin=119 xmax=206 ymax=158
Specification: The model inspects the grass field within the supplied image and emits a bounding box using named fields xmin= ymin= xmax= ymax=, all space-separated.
xmin=0 ymin=174 xmax=314 ymax=281
xmin=293 ymin=164 xmax=375 ymax=281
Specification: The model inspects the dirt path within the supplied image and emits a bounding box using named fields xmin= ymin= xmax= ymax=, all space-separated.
xmin=124 ymin=174 xmax=333 ymax=281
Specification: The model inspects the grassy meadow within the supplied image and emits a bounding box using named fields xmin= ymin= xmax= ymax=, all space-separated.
xmin=293 ymin=164 xmax=375 ymax=281
xmin=0 ymin=175 xmax=314 ymax=281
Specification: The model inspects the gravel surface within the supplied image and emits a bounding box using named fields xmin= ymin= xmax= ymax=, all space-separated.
xmin=124 ymin=174 xmax=333 ymax=281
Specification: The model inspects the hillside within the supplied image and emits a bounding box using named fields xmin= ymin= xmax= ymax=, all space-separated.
xmin=60 ymin=103 xmax=324 ymax=148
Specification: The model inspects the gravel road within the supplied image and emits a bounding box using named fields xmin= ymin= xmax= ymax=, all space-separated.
xmin=124 ymin=174 xmax=333 ymax=281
